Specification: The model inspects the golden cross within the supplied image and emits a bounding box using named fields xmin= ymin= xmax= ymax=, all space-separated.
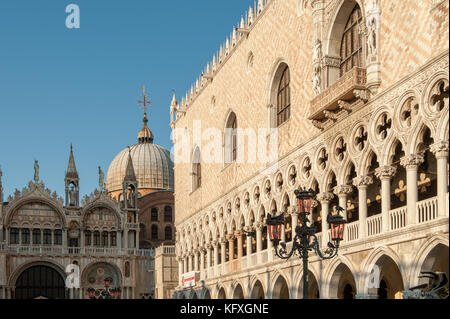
xmin=137 ymin=86 xmax=152 ymax=114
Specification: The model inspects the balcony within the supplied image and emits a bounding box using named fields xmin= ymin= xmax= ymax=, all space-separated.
xmin=1 ymin=245 xmax=154 ymax=257
xmin=309 ymin=67 xmax=367 ymax=121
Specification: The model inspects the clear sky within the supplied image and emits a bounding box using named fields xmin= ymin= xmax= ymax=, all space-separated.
xmin=0 ymin=0 xmax=255 ymax=199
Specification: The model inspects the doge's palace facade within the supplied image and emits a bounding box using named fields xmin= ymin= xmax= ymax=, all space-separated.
xmin=171 ymin=0 xmax=448 ymax=299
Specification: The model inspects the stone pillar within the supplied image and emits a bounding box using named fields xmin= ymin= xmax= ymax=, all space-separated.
xmin=18 ymin=229 xmax=22 ymax=245
xmin=431 ymin=141 xmax=449 ymax=217
xmin=117 ymin=231 xmax=121 ymax=248
xmin=194 ymin=250 xmax=199 ymax=271
xmin=255 ymin=222 xmax=263 ymax=253
xmin=227 ymin=234 xmax=234 ymax=261
xmin=206 ymin=244 xmax=212 ymax=269
xmin=401 ymin=154 xmax=424 ymax=225
xmin=183 ymin=256 xmax=188 ymax=274
xmin=236 ymin=231 xmax=243 ymax=259
xmin=317 ymin=193 xmax=334 ymax=247
xmin=267 ymin=226 xmax=274 ymax=262
xmin=80 ymin=229 xmax=85 ymax=247
xmin=124 ymin=230 xmax=128 ymax=248
xmin=333 ymin=185 xmax=353 ymax=220
xmin=244 ymin=227 xmax=252 ymax=256
xmin=375 ymin=166 xmax=397 ymax=232
xmin=220 ymin=238 xmax=227 ymax=264
xmin=213 ymin=241 xmax=219 ymax=266
xmin=290 ymin=206 xmax=298 ymax=236
xmin=200 ymin=248 xmax=205 ymax=271
xmin=353 ymin=176 xmax=373 ymax=238
xmin=178 ymin=257 xmax=183 ymax=285
xmin=62 ymin=228 xmax=67 ymax=247
xmin=188 ymin=253 xmax=193 ymax=272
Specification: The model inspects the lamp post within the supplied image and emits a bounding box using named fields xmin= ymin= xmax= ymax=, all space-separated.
xmin=87 ymin=277 xmax=121 ymax=299
xmin=267 ymin=188 xmax=347 ymax=299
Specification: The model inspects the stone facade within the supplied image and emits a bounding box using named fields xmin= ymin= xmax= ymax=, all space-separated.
xmin=171 ymin=0 xmax=449 ymax=299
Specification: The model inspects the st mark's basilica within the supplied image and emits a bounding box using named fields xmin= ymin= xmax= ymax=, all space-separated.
xmin=0 ymin=91 xmax=178 ymax=299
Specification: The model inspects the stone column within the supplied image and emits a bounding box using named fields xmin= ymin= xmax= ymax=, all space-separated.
xmin=255 ymin=222 xmax=263 ymax=253
xmin=317 ymin=192 xmax=334 ymax=247
xmin=431 ymin=141 xmax=449 ymax=217
xmin=183 ymin=255 xmax=188 ymax=274
xmin=267 ymin=226 xmax=274 ymax=262
xmin=290 ymin=206 xmax=298 ymax=237
xmin=188 ymin=253 xmax=193 ymax=272
xmin=235 ymin=231 xmax=243 ymax=259
xmin=213 ymin=241 xmax=219 ymax=266
xmin=206 ymin=244 xmax=212 ymax=269
xmin=333 ymin=185 xmax=353 ymax=220
xmin=227 ymin=234 xmax=234 ymax=261
xmin=194 ymin=250 xmax=199 ymax=271
xmin=375 ymin=166 xmax=397 ymax=232
xmin=220 ymin=237 xmax=227 ymax=264
xmin=177 ymin=257 xmax=183 ymax=285
xmin=244 ymin=226 xmax=252 ymax=257
xmin=200 ymin=248 xmax=205 ymax=271
xmin=80 ymin=229 xmax=85 ymax=247
xmin=401 ymin=154 xmax=424 ymax=225
xmin=353 ymin=175 xmax=373 ymax=239
xmin=18 ymin=229 xmax=22 ymax=245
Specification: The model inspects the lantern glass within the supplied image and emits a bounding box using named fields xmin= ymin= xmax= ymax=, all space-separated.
xmin=330 ymin=222 xmax=345 ymax=241
xmin=299 ymin=198 xmax=312 ymax=213
xmin=268 ymin=224 xmax=282 ymax=241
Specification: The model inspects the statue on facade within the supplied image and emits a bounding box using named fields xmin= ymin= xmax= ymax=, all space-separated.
xmin=367 ymin=17 xmax=377 ymax=56
xmin=98 ymin=166 xmax=104 ymax=191
xmin=34 ymin=160 xmax=39 ymax=183
xmin=313 ymin=66 xmax=321 ymax=95
xmin=127 ymin=185 xmax=135 ymax=208
xmin=69 ymin=184 xmax=76 ymax=206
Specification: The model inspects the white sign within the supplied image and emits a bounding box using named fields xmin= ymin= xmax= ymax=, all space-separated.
xmin=182 ymin=272 xmax=199 ymax=288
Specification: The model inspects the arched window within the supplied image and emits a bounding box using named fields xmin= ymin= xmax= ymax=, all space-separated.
xmin=165 ymin=226 xmax=172 ymax=241
xmin=225 ymin=112 xmax=238 ymax=163
xmin=164 ymin=206 xmax=173 ymax=222
xmin=54 ymin=229 xmax=62 ymax=245
xmin=151 ymin=208 xmax=158 ymax=222
xmin=110 ymin=232 xmax=117 ymax=247
xmin=192 ymin=147 xmax=202 ymax=191
xmin=93 ymin=231 xmax=100 ymax=246
xmin=10 ymin=228 xmax=19 ymax=245
xmin=102 ymin=231 xmax=108 ymax=247
xmin=277 ymin=66 xmax=291 ymax=126
xmin=22 ymin=229 xmax=30 ymax=245
xmin=85 ymin=230 xmax=91 ymax=246
xmin=151 ymin=225 xmax=158 ymax=240
xmin=340 ymin=4 xmax=363 ymax=76
xmin=43 ymin=229 xmax=52 ymax=245
xmin=32 ymin=229 xmax=41 ymax=245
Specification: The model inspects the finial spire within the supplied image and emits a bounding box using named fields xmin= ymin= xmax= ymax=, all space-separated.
xmin=66 ymin=144 xmax=79 ymax=179
xmin=137 ymin=86 xmax=154 ymax=144
xmin=124 ymin=147 xmax=137 ymax=182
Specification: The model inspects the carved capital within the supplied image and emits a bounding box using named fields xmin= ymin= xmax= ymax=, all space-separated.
xmin=289 ymin=205 xmax=298 ymax=215
xmin=400 ymin=154 xmax=424 ymax=169
xmin=220 ymin=237 xmax=228 ymax=245
xmin=353 ymin=175 xmax=373 ymax=187
xmin=430 ymin=140 xmax=449 ymax=158
xmin=243 ymin=226 xmax=253 ymax=233
xmin=234 ymin=230 xmax=243 ymax=238
xmin=316 ymin=192 xmax=334 ymax=203
xmin=254 ymin=221 xmax=264 ymax=231
xmin=333 ymin=185 xmax=353 ymax=196
xmin=375 ymin=166 xmax=397 ymax=180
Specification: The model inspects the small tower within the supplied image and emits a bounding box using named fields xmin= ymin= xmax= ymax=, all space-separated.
xmin=123 ymin=148 xmax=138 ymax=216
xmin=65 ymin=144 xmax=80 ymax=207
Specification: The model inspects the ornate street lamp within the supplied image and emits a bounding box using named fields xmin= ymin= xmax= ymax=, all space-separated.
xmin=267 ymin=188 xmax=347 ymax=299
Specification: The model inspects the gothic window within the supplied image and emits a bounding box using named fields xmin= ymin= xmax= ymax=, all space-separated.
xmin=102 ymin=231 xmax=108 ymax=247
xmin=151 ymin=208 xmax=158 ymax=222
xmin=32 ymin=229 xmax=41 ymax=245
xmin=340 ymin=5 xmax=363 ymax=76
xmin=93 ymin=231 xmax=100 ymax=246
xmin=151 ymin=225 xmax=158 ymax=240
xmin=164 ymin=206 xmax=173 ymax=222
xmin=43 ymin=229 xmax=52 ymax=245
xmin=125 ymin=261 xmax=131 ymax=278
xmin=225 ymin=112 xmax=238 ymax=163
xmin=277 ymin=66 xmax=291 ymax=126
xmin=111 ymin=232 xmax=117 ymax=247
xmin=54 ymin=229 xmax=62 ymax=245
xmin=165 ymin=226 xmax=172 ymax=241
xmin=22 ymin=228 xmax=30 ymax=245
xmin=192 ymin=147 xmax=202 ymax=190
xmin=85 ymin=230 xmax=91 ymax=246
xmin=10 ymin=228 xmax=19 ymax=244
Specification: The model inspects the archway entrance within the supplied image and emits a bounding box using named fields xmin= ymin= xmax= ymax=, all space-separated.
xmin=418 ymin=243 xmax=449 ymax=286
xmin=233 ymin=284 xmax=244 ymax=299
xmin=15 ymin=265 xmax=66 ymax=299
xmin=329 ymin=263 xmax=357 ymax=299
xmin=369 ymin=255 xmax=404 ymax=299
xmin=272 ymin=276 xmax=290 ymax=299
xmin=297 ymin=271 xmax=320 ymax=299
xmin=217 ymin=287 xmax=226 ymax=299
xmin=250 ymin=280 xmax=265 ymax=299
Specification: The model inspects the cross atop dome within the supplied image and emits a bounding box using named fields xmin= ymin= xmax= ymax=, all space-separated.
xmin=137 ymin=86 xmax=154 ymax=144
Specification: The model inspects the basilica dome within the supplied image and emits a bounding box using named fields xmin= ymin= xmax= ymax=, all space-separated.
xmin=105 ymin=113 xmax=174 ymax=198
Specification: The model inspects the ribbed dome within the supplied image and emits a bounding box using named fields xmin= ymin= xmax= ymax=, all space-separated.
xmin=105 ymin=143 xmax=174 ymax=194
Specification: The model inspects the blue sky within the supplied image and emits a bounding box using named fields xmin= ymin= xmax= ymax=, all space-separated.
xmin=0 ymin=0 xmax=255 ymax=199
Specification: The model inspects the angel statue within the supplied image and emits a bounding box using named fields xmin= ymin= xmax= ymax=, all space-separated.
xmin=98 ymin=166 xmax=104 ymax=190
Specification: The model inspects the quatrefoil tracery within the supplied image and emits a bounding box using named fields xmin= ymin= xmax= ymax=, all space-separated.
xmin=376 ymin=113 xmax=392 ymax=141
xmin=354 ymin=126 xmax=368 ymax=151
